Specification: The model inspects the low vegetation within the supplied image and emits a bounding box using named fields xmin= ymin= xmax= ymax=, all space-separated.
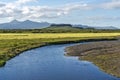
xmin=0 ymin=33 xmax=120 ymax=39
xmin=0 ymin=33 xmax=120 ymax=66
xmin=0 ymin=27 xmax=120 ymax=33
xmin=65 ymin=40 xmax=120 ymax=77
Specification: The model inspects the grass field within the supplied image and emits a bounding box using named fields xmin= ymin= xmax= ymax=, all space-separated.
xmin=0 ymin=33 xmax=120 ymax=39
xmin=0 ymin=33 xmax=120 ymax=67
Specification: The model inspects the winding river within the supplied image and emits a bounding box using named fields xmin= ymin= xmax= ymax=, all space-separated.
xmin=0 ymin=43 xmax=120 ymax=80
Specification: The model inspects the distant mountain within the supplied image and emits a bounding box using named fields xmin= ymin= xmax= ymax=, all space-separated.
xmin=0 ymin=20 xmax=50 ymax=29
xmin=73 ymin=24 xmax=91 ymax=29
xmin=73 ymin=24 xmax=118 ymax=30
xmin=41 ymin=24 xmax=86 ymax=33
xmin=44 ymin=24 xmax=81 ymax=30
xmin=94 ymin=26 xmax=118 ymax=30
xmin=0 ymin=20 xmax=118 ymax=29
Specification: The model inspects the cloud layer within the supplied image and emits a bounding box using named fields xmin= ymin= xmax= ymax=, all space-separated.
xmin=0 ymin=0 xmax=120 ymax=20
xmin=101 ymin=0 xmax=120 ymax=9
xmin=86 ymin=16 xmax=120 ymax=21
xmin=0 ymin=0 xmax=90 ymax=20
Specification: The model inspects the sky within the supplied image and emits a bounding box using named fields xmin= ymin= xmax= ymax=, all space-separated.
xmin=0 ymin=0 xmax=120 ymax=28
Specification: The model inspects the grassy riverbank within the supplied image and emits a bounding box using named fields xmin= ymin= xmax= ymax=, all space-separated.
xmin=66 ymin=40 xmax=120 ymax=77
xmin=0 ymin=33 xmax=120 ymax=67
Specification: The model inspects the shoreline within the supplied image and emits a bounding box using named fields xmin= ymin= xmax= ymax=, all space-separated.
xmin=0 ymin=37 xmax=117 ymax=67
xmin=65 ymin=39 xmax=120 ymax=78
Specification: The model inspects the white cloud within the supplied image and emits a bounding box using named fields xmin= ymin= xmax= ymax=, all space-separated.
xmin=101 ymin=0 xmax=120 ymax=9
xmin=17 ymin=0 xmax=37 ymax=4
xmin=86 ymin=16 xmax=120 ymax=21
xmin=0 ymin=3 xmax=5 ymax=7
xmin=1 ymin=0 xmax=120 ymax=21
xmin=64 ymin=3 xmax=91 ymax=11
xmin=0 ymin=0 xmax=90 ymax=20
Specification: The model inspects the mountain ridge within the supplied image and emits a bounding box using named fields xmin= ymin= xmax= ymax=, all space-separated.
xmin=0 ymin=20 xmax=50 ymax=29
xmin=0 ymin=20 xmax=118 ymax=29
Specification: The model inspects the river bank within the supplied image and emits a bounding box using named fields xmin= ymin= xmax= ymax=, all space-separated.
xmin=65 ymin=39 xmax=120 ymax=77
xmin=0 ymin=37 xmax=116 ymax=67
xmin=0 ymin=41 xmax=119 ymax=80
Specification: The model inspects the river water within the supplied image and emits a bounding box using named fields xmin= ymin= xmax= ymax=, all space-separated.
xmin=0 ymin=43 xmax=119 ymax=80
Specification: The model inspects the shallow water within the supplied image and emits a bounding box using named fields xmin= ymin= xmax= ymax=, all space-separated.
xmin=0 ymin=43 xmax=119 ymax=80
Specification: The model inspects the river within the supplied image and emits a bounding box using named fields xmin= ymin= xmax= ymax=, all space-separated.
xmin=0 ymin=43 xmax=119 ymax=80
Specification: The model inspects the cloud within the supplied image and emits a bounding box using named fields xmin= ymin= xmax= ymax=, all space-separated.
xmin=0 ymin=3 xmax=5 ymax=7
xmin=86 ymin=16 xmax=120 ymax=21
xmin=1 ymin=0 xmax=120 ymax=21
xmin=15 ymin=0 xmax=38 ymax=7
xmin=0 ymin=0 xmax=91 ymax=20
xmin=101 ymin=0 xmax=120 ymax=9
xmin=17 ymin=0 xmax=37 ymax=4
xmin=63 ymin=3 xmax=91 ymax=11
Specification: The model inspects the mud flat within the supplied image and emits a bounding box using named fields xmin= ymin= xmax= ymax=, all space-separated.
xmin=65 ymin=40 xmax=120 ymax=77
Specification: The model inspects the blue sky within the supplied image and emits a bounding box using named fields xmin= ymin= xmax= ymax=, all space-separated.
xmin=0 ymin=0 xmax=120 ymax=28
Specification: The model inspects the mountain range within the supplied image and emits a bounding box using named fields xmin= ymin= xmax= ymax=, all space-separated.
xmin=0 ymin=20 xmax=118 ymax=29
xmin=73 ymin=24 xmax=118 ymax=30
xmin=0 ymin=20 xmax=50 ymax=29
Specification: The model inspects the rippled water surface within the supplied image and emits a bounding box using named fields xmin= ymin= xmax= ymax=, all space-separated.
xmin=0 ymin=43 xmax=119 ymax=80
